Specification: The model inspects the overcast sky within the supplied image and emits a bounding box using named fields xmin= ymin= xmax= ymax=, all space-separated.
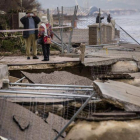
xmin=38 ymin=0 xmax=140 ymax=9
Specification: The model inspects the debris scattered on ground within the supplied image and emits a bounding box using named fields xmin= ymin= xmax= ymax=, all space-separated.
xmin=13 ymin=115 xmax=30 ymax=131
xmin=0 ymin=99 xmax=63 ymax=140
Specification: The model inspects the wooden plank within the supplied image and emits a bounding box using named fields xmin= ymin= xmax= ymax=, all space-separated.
xmin=77 ymin=116 xmax=140 ymax=121
xmin=92 ymin=112 xmax=137 ymax=117
xmin=93 ymin=80 xmax=140 ymax=111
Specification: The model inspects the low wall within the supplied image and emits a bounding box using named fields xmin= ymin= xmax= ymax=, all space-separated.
xmin=89 ymin=23 xmax=115 ymax=45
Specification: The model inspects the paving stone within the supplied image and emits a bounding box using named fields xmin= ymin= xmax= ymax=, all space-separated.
xmin=13 ymin=115 xmax=30 ymax=131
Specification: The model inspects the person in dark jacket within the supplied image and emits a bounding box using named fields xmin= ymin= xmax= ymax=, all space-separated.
xmin=20 ymin=10 xmax=40 ymax=60
xmin=96 ymin=13 xmax=104 ymax=23
xmin=107 ymin=14 xmax=112 ymax=23
xmin=0 ymin=24 xmax=2 ymax=30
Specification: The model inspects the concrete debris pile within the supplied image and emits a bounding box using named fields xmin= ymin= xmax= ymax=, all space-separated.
xmin=22 ymin=71 xmax=93 ymax=85
xmin=0 ymin=99 xmax=66 ymax=140
xmin=93 ymin=80 xmax=140 ymax=111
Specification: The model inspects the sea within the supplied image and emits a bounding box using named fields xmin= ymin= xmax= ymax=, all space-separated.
xmin=77 ymin=13 xmax=140 ymax=44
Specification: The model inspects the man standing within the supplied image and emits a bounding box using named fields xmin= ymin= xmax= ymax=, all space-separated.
xmin=107 ymin=14 xmax=112 ymax=23
xmin=20 ymin=10 xmax=40 ymax=60
xmin=96 ymin=13 xmax=104 ymax=23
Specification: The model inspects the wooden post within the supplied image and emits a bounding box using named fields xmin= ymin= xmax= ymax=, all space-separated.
xmin=2 ymin=79 xmax=9 ymax=89
xmin=79 ymin=43 xmax=85 ymax=63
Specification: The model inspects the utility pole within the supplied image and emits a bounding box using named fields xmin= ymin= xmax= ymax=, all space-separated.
xmin=99 ymin=8 xmax=102 ymax=44
xmin=20 ymin=0 xmax=22 ymax=10
xmin=21 ymin=0 xmax=22 ymax=7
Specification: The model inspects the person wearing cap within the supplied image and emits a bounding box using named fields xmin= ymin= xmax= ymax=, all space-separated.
xmin=38 ymin=16 xmax=53 ymax=61
xmin=20 ymin=10 xmax=41 ymax=60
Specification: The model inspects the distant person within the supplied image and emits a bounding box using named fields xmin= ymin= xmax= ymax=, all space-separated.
xmin=107 ymin=14 xmax=112 ymax=23
xmin=38 ymin=16 xmax=53 ymax=61
xmin=96 ymin=13 xmax=104 ymax=23
xmin=20 ymin=10 xmax=40 ymax=60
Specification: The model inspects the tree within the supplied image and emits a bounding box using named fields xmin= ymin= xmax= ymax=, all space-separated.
xmin=0 ymin=0 xmax=41 ymax=12
xmin=22 ymin=0 xmax=41 ymax=10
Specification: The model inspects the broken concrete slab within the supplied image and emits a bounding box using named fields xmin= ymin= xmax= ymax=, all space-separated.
xmin=21 ymin=71 xmax=92 ymax=85
xmin=0 ymin=99 xmax=63 ymax=140
xmin=111 ymin=61 xmax=139 ymax=73
xmin=116 ymin=79 xmax=140 ymax=87
xmin=13 ymin=115 xmax=30 ymax=131
xmin=93 ymin=80 xmax=140 ymax=111
xmin=46 ymin=112 xmax=70 ymax=138
xmin=114 ymin=73 xmax=140 ymax=87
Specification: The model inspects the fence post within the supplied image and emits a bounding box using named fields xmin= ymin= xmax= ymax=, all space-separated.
xmin=67 ymin=6 xmax=78 ymax=53
xmin=61 ymin=6 xmax=64 ymax=53
xmin=47 ymin=9 xmax=50 ymax=23
xmin=99 ymin=8 xmax=102 ymax=44
xmin=79 ymin=43 xmax=85 ymax=63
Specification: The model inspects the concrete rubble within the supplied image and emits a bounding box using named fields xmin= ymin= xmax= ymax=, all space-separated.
xmin=13 ymin=115 xmax=30 ymax=131
xmin=21 ymin=71 xmax=92 ymax=85
xmin=0 ymin=99 xmax=64 ymax=140
xmin=93 ymin=80 xmax=140 ymax=111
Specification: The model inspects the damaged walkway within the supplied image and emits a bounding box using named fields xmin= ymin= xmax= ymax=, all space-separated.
xmin=93 ymin=80 xmax=140 ymax=111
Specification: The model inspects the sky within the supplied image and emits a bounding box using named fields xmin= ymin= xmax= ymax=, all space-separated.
xmin=38 ymin=0 xmax=140 ymax=9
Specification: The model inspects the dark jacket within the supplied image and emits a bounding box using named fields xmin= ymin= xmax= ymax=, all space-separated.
xmin=20 ymin=16 xmax=40 ymax=39
xmin=96 ymin=16 xmax=104 ymax=23
xmin=0 ymin=24 xmax=3 ymax=30
xmin=107 ymin=16 xmax=111 ymax=23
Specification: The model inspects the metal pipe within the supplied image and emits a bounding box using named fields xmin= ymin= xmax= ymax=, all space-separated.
xmin=68 ymin=6 xmax=78 ymax=53
xmin=9 ymin=87 xmax=93 ymax=91
xmin=14 ymin=77 xmax=25 ymax=83
xmin=52 ymin=31 xmax=68 ymax=49
xmin=61 ymin=6 xmax=64 ymax=53
xmin=10 ymin=83 xmax=93 ymax=88
xmin=99 ymin=8 xmax=102 ymax=44
xmin=54 ymin=92 xmax=95 ymax=140
xmin=0 ymin=95 xmax=80 ymax=99
xmin=0 ymin=90 xmax=96 ymax=99
xmin=47 ymin=9 xmax=50 ymax=23
xmin=57 ymin=7 xmax=61 ymax=37
xmin=116 ymin=23 xmax=140 ymax=46
xmin=51 ymin=40 xmax=62 ymax=47
xmin=87 ymin=43 xmax=118 ymax=47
